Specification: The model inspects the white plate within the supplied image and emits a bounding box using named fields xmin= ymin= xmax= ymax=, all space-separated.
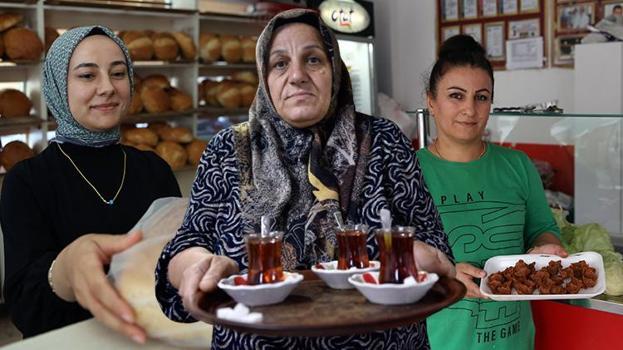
xmin=311 ymin=260 xmax=380 ymax=289
xmin=349 ymin=271 xmax=439 ymax=305
xmin=218 ymin=272 xmax=303 ymax=306
xmin=479 ymin=251 xmax=605 ymax=301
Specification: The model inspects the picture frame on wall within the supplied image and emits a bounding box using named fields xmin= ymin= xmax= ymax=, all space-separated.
xmin=484 ymin=22 xmax=505 ymax=61
xmin=554 ymin=34 xmax=584 ymax=65
xmin=482 ymin=0 xmax=498 ymax=17
xmin=604 ymin=1 xmax=623 ymax=21
xmin=462 ymin=0 xmax=478 ymax=19
xmin=463 ymin=23 xmax=483 ymax=43
xmin=556 ymin=3 xmax=594 ymax=32
xmin=520 ymin=0 xmax=540 ymax=13
xmin=442 ymin=25 xmax=461 ymax=42
xmin=508 ymin=18 xmax=540 ymax=39
xmin=443 ymin=0 xmax=460 ymax=21
xmin=502 ymin=0 xmax=519 ymax=15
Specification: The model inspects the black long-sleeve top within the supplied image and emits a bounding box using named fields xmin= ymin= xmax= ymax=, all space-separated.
xmin=1 ymin=142 xmax=181 ymax=337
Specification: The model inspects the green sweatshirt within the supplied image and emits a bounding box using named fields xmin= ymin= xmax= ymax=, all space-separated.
xmin=417 ymin=143 xmax=560 ymax=350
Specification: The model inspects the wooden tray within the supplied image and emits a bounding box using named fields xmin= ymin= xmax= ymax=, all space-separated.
xmin=192 ymin=271 xmax=466 ymax=337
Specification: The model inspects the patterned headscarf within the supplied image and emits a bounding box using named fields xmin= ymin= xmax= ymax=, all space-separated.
xmin=43 ymin=25 xmax=134 ymax=147
xmin=233 ymin=9 xmax=371 ymax=268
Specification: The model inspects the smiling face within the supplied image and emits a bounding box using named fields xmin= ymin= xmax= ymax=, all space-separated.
xmin=267 ymin=23 xmax=333 ymax=129
xmin=67 ymin=35 xmax=130 ymax=132
xmin=427 ymin=66 xmax=493 ymax=146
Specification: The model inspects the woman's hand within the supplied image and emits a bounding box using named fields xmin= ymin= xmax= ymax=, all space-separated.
xmin=455 ymin=262 xmax=488 ymax=299
xmin=413 ymin=241 xmax=456 ymax=278
xmin=169 ymin=247 xmax=239 ymax=316
xmin=52 ymin=230 xmax=146 ymax=343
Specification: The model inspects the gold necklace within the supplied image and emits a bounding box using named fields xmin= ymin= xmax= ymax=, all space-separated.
xmin=432 ymin=139 xmax=487 ymax=161
xmin=57 ymin=143 xmax=127 ymax=205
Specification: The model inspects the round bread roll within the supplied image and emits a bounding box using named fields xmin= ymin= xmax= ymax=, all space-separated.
xmin=127 ymin=36 xmax=154 ymax=61
xmin=148 ymin=122 xmax=170 ymax=134
xmin=4 ymin=27 xmax=43 ymax=61
xmin=168 ymin=88 xmax=193 ymax=112
xmin=44 ymin=27 xmax=59 ymax=53
xmin=141 ymin=85 xmax=171 ymax=113
xmin=204 ymin=80 xmax=220 ymax=106
xmin=157 ymin=126 xmax=193 ymax=144
xmin=126 ymin=76 xmax=143 ymax=115
xmin=239 ymin=83 xmax=256 ymax=107
xmin=156 ymin=141 xmax=187 ymax=170
xmin=216 ymin=80 xmax=241 ymax=109
xmin=141 ymin=74 xmax=170 ymax=90
xmin=0 ymin=13 xmax=23 ymax=32
xmin=231 ymin=71 xmax=258 ymax=85
xmin=133 ymin=144 xmax=155 ymax=152
xmin=241 ymin=36 xmax=256 ymax=63
xmin=199 ymin=33 xmax=221 ymax=63
xmin=0 ymin=89 xmax=32 ymax=117
xmin=121 ymin=31 xmax=146 ymax=44
xmin=1 ymin=141 xmax=34 ymax=171
xmin=186 ymin=139 xmax=208 ymax=166
xmin=171 ymin=32 xmax=196 ymax=60
xmin=221 ymin=35 xmax=241 ymax=63
xmin=153 ymin=32 xmax=179 ymax=61
xmin=124 ymin=128 xmax=159 ymax=147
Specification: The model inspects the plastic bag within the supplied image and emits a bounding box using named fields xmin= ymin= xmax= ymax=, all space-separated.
xmin=109 ymin=197 xmax=213 ymax=348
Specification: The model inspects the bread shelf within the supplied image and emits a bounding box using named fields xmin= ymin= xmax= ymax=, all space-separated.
xmin=197 ymin=107 xmax=249 ymax=117
xmin=122 ymin=110 xmax=196 ymax=124
xmin=0 ymin=60 xmax=41 ymax=69
xmin=0 ymin=0 xmax=36 ymax=9
xmin=133 ymin=60 xmax=197 ymax=69
xmin=43 ymin=1 xmax=195 ymax=17
xmin=199 ymin=13 xmax=266 ymax=25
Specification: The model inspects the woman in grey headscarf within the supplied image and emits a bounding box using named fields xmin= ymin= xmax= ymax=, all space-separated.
xmin=1 ymin=25 xmax=180 ymax=342
xmin=156 ymin=9 xmax=454 ymax=349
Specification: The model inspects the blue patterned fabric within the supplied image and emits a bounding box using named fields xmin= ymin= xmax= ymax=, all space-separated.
xmin=155 ymin=115 xmax=452 ymax=350
xmin=42 ymin=25 xmax=134 ymax=147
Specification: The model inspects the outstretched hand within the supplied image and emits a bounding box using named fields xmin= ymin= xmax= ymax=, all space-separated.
xmin=413 ymin=241 xmax=456 ymax=278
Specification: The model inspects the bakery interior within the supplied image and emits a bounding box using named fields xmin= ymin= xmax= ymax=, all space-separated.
xmin=1 ymin=0 xmax=623 ymax=349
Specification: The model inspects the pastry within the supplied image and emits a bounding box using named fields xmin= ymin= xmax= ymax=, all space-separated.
xmin=199 ymin=33 xmax=221 ymax=63
xmin=172 ymin=32 xmax=196 ymax=60
xmin=168 ymin=88 xmax=193 ymax=112
xmin=156 ymin=141 xmax=188 ymax=170
xmin=153 ymin=32 xmax=179 ymax=61
xmin=127 ymin=36 xmax=154 ymax=61
xmin=216 ymin=80 xmax=241 ymax=109
xmin=232 ymin=71 xmax=258 ymax=85
xmin=157 ymin=126 xmax=193 ymax=144
xmin=203 ymin=80 xmax=220 ymax=106
xmin=124 ymin=128 xmax=159 ymax=147
xmin=141 ymin=74 xmax=170 ymax=90
xmin=239 ymin=83 xmax=256 ymax=107
xmin=0 ymin=89 xmax=32 ymax=117
xmin=0 ymin=13 xmax=23 ymax=32
xmin=186 ymin=139 xmax=208 ymax=166
xmin=241 ymin=36 xmax=256 ymax=63
xmin=1 ymin=141 xmax=34 ymax=171
xmin=140 ymin=85 xmax=171 ymax=113
xmin=221 ymin=35 xmax=241 ymax=63
xmin=4 ymin=27 xmax=43 ymax=61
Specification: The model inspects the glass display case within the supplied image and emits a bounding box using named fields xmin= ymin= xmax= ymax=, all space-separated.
xmin=418 ymin=111 xmax=623 ymax=246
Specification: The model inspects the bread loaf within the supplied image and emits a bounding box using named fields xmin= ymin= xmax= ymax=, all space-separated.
xmin=171 ymin=32 xmax=196 ymax=60
xmin=199 ymin=33 xmax=221 ymax=63
xmin=141 ymin=74 xmax=170 ymax=90
xmin=232 ymin=71 xmax=258 ymax=85
xmin=156 ymin=141 xmax=187 ymax=170
xmin=186 ymin=139 xmax=208 ymax=166
xmin=157 ymin=126 xmax=193 ymax=144
xmin=133 ymin=144 xmax=155 ymax=152
xmin=0 ymin=89 xmax=32 ymax=117
xmin=123 ymin=31 xmax=154 ymax=61
xmin=0 ymin=13 xmax=23 ymax=32
xmin=239 ymin=83 xmax=256 ymax=107
xmin=241 ymin=36 xmax=256 ymax=63
xmin=221 ymin=35 xmax=241 ymax=63
xmin=124 ymin=128 xmax=159 ymax=147
xmin=203 ymin=80 xmax=220 ymax=107
xmin=168 ymin=88 xmax=193 ymax=112
xmin=1 ymin=141 xmax=34 ymax=171
xmin=216 ymin=80 xmax=241 ymax=109
xmin=140 ymin=85 xmax=171 ymax=113
xmin=153 ymin=32 xmax=179 ymax=61
xmin=4 ymin=27 xmax=43 ymax=61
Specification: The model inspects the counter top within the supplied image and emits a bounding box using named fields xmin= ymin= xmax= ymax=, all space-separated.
xmin=0 ymin=319 xmax=208 ymax=350
xmin=559 ymin=294 xmax=623 ymax=316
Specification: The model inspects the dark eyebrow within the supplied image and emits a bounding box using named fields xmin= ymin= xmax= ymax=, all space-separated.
xmin=72 ymin=60 xmax=127 ymax=70
xmin=447 ymin=86 xmax=491 ymax=94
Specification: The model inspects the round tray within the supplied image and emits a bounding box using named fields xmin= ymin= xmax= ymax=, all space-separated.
xmin=191 ymin=271 xmax=466 ymax=337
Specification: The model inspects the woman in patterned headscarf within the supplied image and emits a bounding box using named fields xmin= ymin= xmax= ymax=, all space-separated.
xmin=1 ymin=25 xmax=180 ymax=342
xmin=156 ymin=9 xmax=454 ymax=349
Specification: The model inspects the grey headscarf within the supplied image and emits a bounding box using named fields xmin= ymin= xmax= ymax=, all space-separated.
xmin=43 ymin=25 xmax=134 ymax=147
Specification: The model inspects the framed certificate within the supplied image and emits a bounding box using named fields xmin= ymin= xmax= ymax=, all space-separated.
xmin=520 ymin=0 xmax=540 ymax=13
xmin=463 ymin=23 xmax=483 ymax=43
xmin=462 ymin=0 xmax=478 ymax=19
xmin=554 ymin=34 xmax=583 ymax=65
xmin=506 ymin=36 xmax=543 ymax=70
xmin=442 ymin=25 xmax=461 ymax=42
xmin=482 ymin=0 xmax=498 ymax=17
xmin=508 ymin=18 xmax=540 ymax=39
xmin=484 ymin=22 xmax=505 ymax=61
xmin=443 ymin=0 xmax=460 ymax=21
xmin=556 ymin=3 xmax=594 ymax=32
xmin=502 ymin=0 xmax=519 ymax=15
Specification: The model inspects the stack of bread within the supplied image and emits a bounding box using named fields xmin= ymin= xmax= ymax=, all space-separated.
xmin=0 ymin=140 xmax=35 ymax=172
xmin=0 ymin=12 xmax=43 ymax=61
xmin=0 ymin=89 xmax=33 ymax=118
xmin=119 ymin=30 xmax=196 ymax=62
xmin=126 ymin=74 xmax=194 ymax=116
xmin=199 ymin=32 xmax=256 ymax=63
xmin=198 ymin=70 xmax=258 ymax=109
xmin=122 ymin=123 xmax=207 ymax=170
